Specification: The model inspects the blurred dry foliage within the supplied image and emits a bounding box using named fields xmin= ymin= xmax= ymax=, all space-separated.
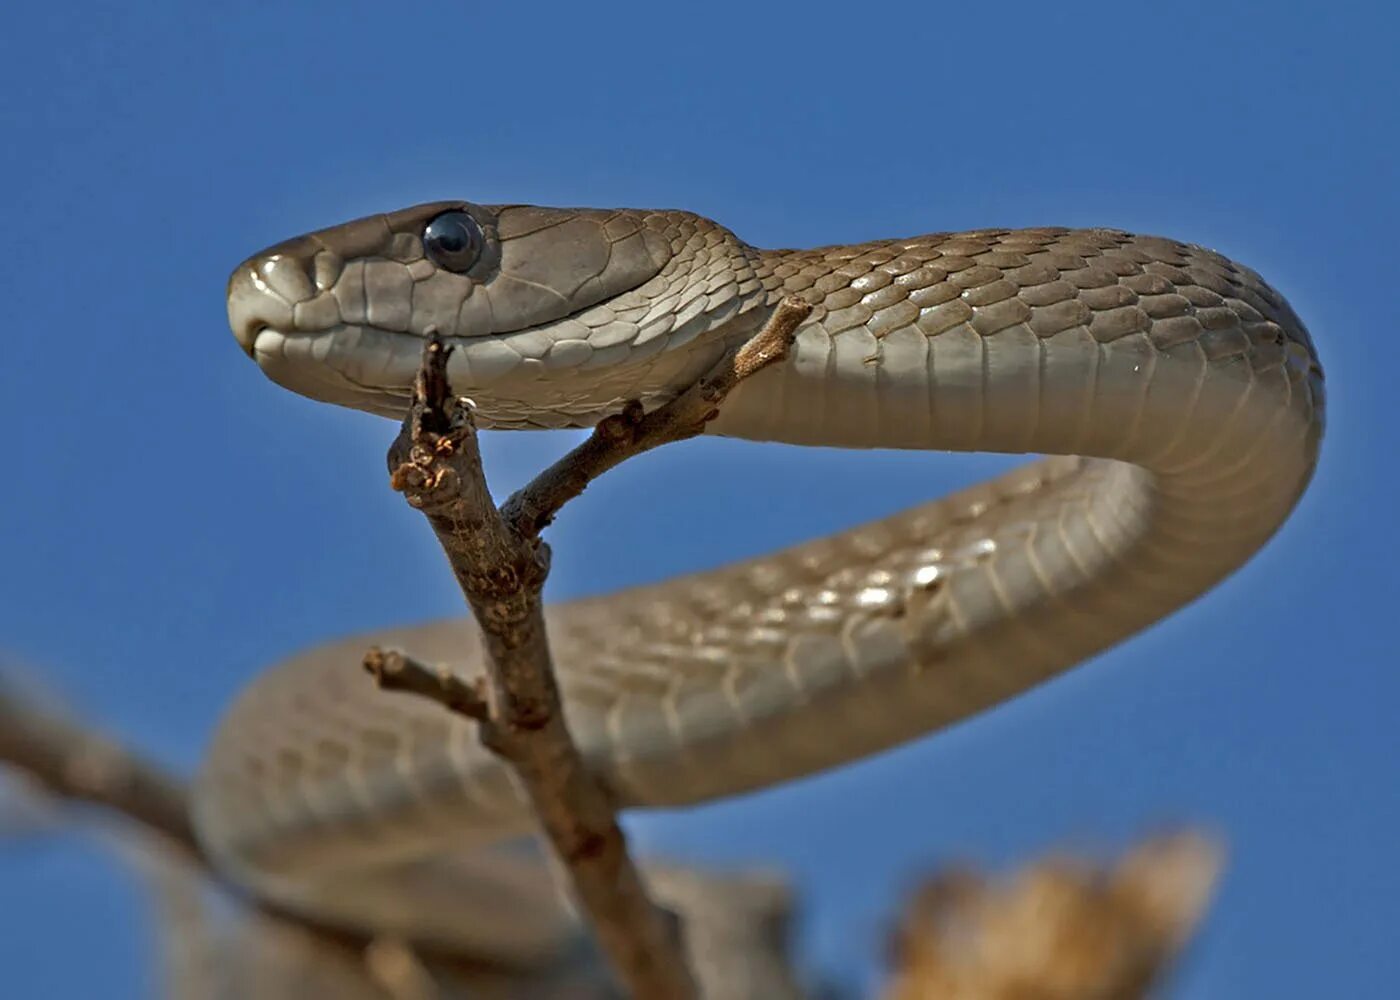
xmin=883 ymin=832 xmax=1223 ymax=1000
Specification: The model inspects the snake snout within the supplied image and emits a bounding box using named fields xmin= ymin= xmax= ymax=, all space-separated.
xmin=227 ymin=250 xmax=317 ymax=357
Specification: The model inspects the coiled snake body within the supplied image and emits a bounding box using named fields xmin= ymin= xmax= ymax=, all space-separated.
xmin=209 ymin=202 xmax=1324 ymax=957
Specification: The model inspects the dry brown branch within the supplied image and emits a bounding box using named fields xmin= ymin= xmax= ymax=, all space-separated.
xmin=364 ymin=647 xmax=491 ymax=723
xmin=0 ymin=675 xmax=475 ymax=993
xmin=0 ymin=680 xmax=366 ymax=949
xmin=370 ymin=299 xmax=807 ymax=1000
xmin=0 ymin=678 xmax=198 ymax=858
xmin=883 ymin=831 xmax=1224 ymax=1000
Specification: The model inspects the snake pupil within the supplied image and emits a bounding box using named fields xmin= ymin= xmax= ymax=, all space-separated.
xmin=423 ymin=210 xmax=483 ymax=272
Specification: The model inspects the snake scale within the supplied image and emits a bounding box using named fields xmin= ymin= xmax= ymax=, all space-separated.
xmin=207 ymin=201 xmax=1324 ymax=958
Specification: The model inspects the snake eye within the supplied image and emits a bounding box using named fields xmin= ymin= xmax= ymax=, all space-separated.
xmin=422 ymin=210 xmax=484 ymax=272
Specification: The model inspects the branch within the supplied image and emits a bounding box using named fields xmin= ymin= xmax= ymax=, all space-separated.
xmin=363 ymin=647 xmax=490 ymax=724
xmin=370 ymin=298 xmax=807 ymax=999
xmin=0 ymin=674 xmax=462 ymax=987
xmin=0 ymin=678 xmax=197 ymax=857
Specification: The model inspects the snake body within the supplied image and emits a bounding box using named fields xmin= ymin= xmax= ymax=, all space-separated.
xmin=207 ymin=202 xmax=1324 ymax=955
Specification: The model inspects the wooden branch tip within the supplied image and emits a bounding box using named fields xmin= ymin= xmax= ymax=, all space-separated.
xmin=413 ymin=332 xmax=457 ymax=433
xmin=731 ymin=296 xmax=811 ymax=380
xmin=362 ymin=647 xmax=490 ymax=723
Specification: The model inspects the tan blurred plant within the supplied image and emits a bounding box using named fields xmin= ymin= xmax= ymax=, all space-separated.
xmin=884 ymin=832 xmax=1223 ymax=1000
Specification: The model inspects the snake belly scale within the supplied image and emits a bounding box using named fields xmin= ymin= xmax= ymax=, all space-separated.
xmin=205 ymin=202 xmax=1324 ymax=954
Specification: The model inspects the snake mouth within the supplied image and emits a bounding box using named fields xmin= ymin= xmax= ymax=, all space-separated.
xmin=248 ymin=324 xmax=420 ymax=417
xmin=243 ymin=315 xmax=722 ymax=431
xmin=235 ymin=320 xmax=267 ymax=359
xmin=246 ymin=322 xmax=618 ymax=427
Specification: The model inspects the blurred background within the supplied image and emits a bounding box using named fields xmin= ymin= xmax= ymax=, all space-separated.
xmin=1 ymin=2 xmax=1395 ymax=996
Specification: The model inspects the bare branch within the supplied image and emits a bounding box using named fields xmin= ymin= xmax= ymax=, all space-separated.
xmin=374 ymin=300 xmax=808 ymax=998
xmin=0 ymin=674 xmax=462 ymax=988
xmin=0 ymin=678 xmax=197 ymax=858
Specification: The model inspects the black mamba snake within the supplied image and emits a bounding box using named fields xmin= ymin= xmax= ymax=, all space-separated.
xmin=204 ymin=201 xmax=1324 ymax=956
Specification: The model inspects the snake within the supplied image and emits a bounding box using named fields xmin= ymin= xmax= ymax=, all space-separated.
xmin=203 ymin=201 xmax=1324 ymax=961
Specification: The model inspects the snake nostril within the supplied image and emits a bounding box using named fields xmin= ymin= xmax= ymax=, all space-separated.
xmin=259 ymin=253 xmax=316 ymax=304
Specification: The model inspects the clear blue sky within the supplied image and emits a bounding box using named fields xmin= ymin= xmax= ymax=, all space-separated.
xmin=1 ymin=3 xmax=1395 ymax=996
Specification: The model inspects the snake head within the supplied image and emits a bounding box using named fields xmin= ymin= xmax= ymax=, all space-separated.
xmin=226 ymin=201 xmax=755 ymax=426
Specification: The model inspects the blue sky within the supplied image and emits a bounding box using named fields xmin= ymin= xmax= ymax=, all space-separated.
xmin=1 ymin=3 xmax=1395 ymax=996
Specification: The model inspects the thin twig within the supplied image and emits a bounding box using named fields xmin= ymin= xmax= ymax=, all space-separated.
xmin=503 ymin=295 xmax=811 ymax=537
xmin=372 ymin=298 xmax=808 ymax=999
xmin=363 ymin=647 xmax=490 ymax=725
